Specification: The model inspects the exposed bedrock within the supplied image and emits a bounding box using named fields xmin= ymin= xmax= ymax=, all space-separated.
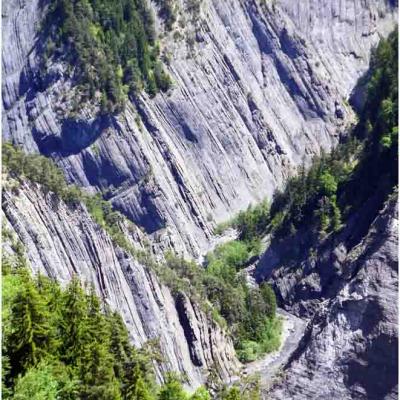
xmin=2 ymin=0 xmax=397 ymax=258
xmin=260 ymin=196 xmax=398 ymax=399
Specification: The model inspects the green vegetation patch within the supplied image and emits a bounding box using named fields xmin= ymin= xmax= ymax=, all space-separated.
xmin=43 ymin=0 xmax=172 ymax=113
xmin=204 ymin=241 xmax=280 ymax=362
xmin=214 ymin=200 xmax=269 ymax=245
xmin=159 ymin=240 xmax=281 ymax=363
xmin=2 ymin=259 xmax=159 ymax=399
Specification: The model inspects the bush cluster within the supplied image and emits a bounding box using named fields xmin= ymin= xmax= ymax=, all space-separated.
xmin=203 ymin=242 xmax=280 ymax=362
xmin=341 ymin=30 xmax=398 ymax=212
xmin=268 ymin=144 xmax=356 ymax=240
xmin=154 ymin=0 xmax=178 ymax=30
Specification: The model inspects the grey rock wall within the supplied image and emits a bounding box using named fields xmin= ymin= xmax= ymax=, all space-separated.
xmin=2 ymin=0 xmax=397 ymax=259
xmin=263 ymin=196 xmax=398 ymax=399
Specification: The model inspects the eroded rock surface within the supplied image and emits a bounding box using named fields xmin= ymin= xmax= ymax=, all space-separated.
xmin=3 ymin=0 xmax=396 ymax=258
xmin=263 ymin=197 xmax=398 ymax=399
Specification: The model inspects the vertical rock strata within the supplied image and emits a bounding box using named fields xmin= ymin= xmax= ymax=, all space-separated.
xmin=2 ymin=0 xmax=397 ymax=258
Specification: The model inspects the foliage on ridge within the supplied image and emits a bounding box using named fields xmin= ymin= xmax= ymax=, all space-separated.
xmin=42 ymin=0 xmax=171 ymax=113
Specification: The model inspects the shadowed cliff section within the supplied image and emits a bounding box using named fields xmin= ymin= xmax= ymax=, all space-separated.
xmin=34 ymin=115 xmax=114 ymax=156
xmin=266 ymin=196 xmax=398 ymax=399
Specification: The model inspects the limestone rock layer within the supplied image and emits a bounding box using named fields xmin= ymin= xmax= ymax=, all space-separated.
xmin=2 ymin=0 xmax=396 ymax=258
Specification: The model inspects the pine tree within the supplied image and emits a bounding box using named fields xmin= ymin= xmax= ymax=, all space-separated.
xmin=78 ymin=286 xmax=122 ymax=400
xmin=108 ymin=311 xmax=131 ymax=382
xmin=59 ymin=277 xmax=89 ymax=366
xmin=12 ymin=362 xmax=59 ymax=400
xmin=2 ymin=266 xmax=214 ymax=399
xmin=8 ymin=269 xmax=54 ymax=377
xmin=125 ymin=365 xmax=154 ymax=400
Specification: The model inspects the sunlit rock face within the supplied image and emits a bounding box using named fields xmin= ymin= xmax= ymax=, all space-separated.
xmin=3 ymin=0 xmax=396 ymax=258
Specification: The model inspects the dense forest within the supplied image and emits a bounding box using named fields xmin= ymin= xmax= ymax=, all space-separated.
xmin=43 ymin=0 xmax=171 ymax=113
xmin=219 ymin=30 xmax=398 ymax=250
xmin=2 ymin=250 xmax=263 ymax=399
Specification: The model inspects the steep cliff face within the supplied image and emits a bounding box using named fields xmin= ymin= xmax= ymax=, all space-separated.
xmin=2 ymin=179 xmax=240 ymax=389
xmin=259 ymin=195 xmax=398 ymax=399
xmin=2 ymin=0 xmax=396 ymax=258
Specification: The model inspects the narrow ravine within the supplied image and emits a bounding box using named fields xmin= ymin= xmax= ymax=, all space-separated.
xmin=224 ymin=257 xmax=309 ymax=391
xmin=245 ymin=309 xmax=308 ymax=389
xmin=227 ymin=309 xmax=307 ymax=390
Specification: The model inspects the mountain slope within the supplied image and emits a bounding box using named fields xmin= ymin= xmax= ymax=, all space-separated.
xmin=2 ymin=178 xmax=239 ymax=389
xmin=2 ymin=0 xmax=398 ymax=396
xmin=267 ymin=194 xmax=398 ymax=399
xmin=2 ymin=0 xmax=396 ymax=259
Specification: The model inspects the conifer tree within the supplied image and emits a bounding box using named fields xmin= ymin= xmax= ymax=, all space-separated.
xmin=78 ymin=286 xmax=121 ymax=400
xmin=59 ymin=277 xmax=89 ymax=366
xmin=8 ymin=269 xmax=54 ymax=376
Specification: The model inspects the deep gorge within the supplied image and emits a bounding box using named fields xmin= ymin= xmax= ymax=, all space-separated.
xmin=2 ymin=0 xmax=398 ymax=398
